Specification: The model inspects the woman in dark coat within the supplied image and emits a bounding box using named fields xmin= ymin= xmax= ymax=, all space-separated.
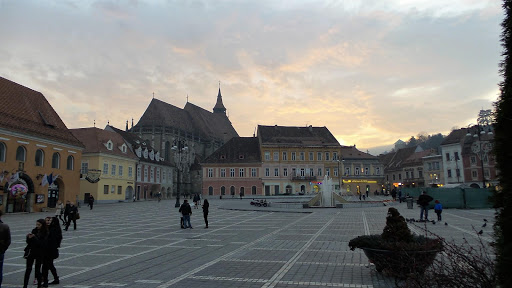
xmin=23 ymin=219 xmax=48 ymax=288
xmin=42 ymin=217 xmax=62 ymax=286
xmin=202 ymin=199 xmax=209 ymax=228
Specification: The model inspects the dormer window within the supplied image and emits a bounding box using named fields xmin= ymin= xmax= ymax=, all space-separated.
xmin=143 ymin=148 xmax=148 ymax=159
xmin=239 ymin=154 xmax=245 ymax=159
xmin=120 ymin=144 xmax=127 ymax=153
xmin=155 ymin=151 xmax=160 ymax=162
xmin=220 ymin=154 xmax=226 ymax=159
xmin=149 ymin=150 xmax=155 ymax=160
xmin=105 ymin=140 xmax=113 ymax=151
xmin=135 ymin=147 xmax=142 ymax=158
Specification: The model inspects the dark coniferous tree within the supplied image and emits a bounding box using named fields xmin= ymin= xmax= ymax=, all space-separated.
xmin=494 ymin=1 xmax=512 ymax=285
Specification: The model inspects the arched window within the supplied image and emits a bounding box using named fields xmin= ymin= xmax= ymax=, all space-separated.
xmin=221 ymin=186 xmax=226 ymax=195
xmin=0 ymin=142 xmax=6 ymax=162
xmin=252 ymin=186 xmax=257 ymax=195
xmin=16 ymin=146 xmax=26 ymax=162
xmin=52 ymin=152 xmax=60 ymax=169
xmin=67 ymin=155 xmax=74 ymax=170
xmin=35 ymin=149 xmax=44 ymax=166
xmin=208 ymin=186 xmax=213 ymax=196
xmin=230 ymin=186 xmax=235 ymax=195
xmin=240 ymin=187 xmax=245 ymax=196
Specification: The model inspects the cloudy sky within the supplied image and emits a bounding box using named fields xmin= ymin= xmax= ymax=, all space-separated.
xmin=0 ymin=0 xmax=503 ymax=154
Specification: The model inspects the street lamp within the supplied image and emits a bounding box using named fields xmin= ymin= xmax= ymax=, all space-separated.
xmin=172 ymin=139 xmax=189 ymax=207
xmin=466 ymin=112 xmax=493 ymax=188
xmin=333 ymin=156 xmax=344 ymax=193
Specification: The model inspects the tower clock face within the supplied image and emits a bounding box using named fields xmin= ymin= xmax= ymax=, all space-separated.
xmin=471 ymin=141 xmax=481 ymax=153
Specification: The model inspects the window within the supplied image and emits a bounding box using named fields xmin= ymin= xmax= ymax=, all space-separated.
xmin=364 ymin=167 xmax=369 ymax=175
xmin=111 ymin=185 xmax=115 ymax=194
xmin=282 ymin=152 xmax=287 ymax=161
xmin=52 ymin=152 xmax=60 ymax=169
xmin=355 ymin=167 xmax=360 ymax=175
xmin=208 ymin=168 xmax=213 ymax=178
xmin=150 ymin=167 xmax=154 ymax=182
xmin=326 ymin=168 xmax=330 ymax=176
xmin=104 ymin=185 xmax=109 ymax=194
xmin=0 ymin=142 xmax=5 ymax=162
xmin=406 ymin=171 xmax=409 ymax=179
xmin=103 ymin=163 xmax=109 ymax=175
xmin=107 ymin=141 xmax=113 ymax=150
xmin=333 ymin=152 xmax=338 ymax=160
xmin=483 ymin=154 xmax=489 ymax=164
xmin=398 ymin=173 xmax=402 ymax=180
xmin=309 ymin=168 xmax=314 ymax=176
xmin=265 ymin=168 xmax=270 ymax=177
xmin=470 ymin=156 xmax=477 ymax=165
xmin=273 ymin=152 xmax=279 ymax=161
xmin=220 ymin=168 xmax=226 ymax=177
xmin=221 ymin=186 xmax=226 ymax=195
xmin=345 ymin=167 xmax=350 ymax=175
xmin=81 ymin=162 xmax=89 ymax=174
xmin=300 ymin=168 xmax=305 ymax=177
xmin=264 ymin=151 xmax=270 ymax=161
xmin=435 ymin=162 xmax=440 ymax=170
xmin=317 ymin=168 xmax=322 ymax=176
xmin=447 ymin=169 xmax=452 ymax=178
xmin=251 ymin=168 xmax=257 ymax=177
xmin=454 ymin=152 xmax=460 ymax=161
xmin=456 ymin=169 xmax=460 ymax=177
xmin=418 ymin=170 xmax=423 ymax=178
xmin=484 ymin=169 xmax=490 ymax=178
xmin=16 ymin=146 xmax=26 ymax=162
xmin=291 ymin=152 xmax=296 ymax=161
xmin=209 ymin=186 xmax=214 ymax=196
xmin=375 ymin=167 xmax=380 ymax=175
xmin=325 ymin=152 xmax=330 ymax=161
xmin=283 ymin=168 xmax=288 ymax=176
xmin=118 ymin=186 xmax=122 ymax=194
xmin=35 ymin=150 xmax=44 ymax=166
xmin=67 ymin=155 xmax=74 ymax=170
xmin=111 ymin=164 xmax=116 ymax=176
xmin=156 ymin=168 xmax=160 ymax=183
xmin=334 ymin=167 xmax=338 ymax=176
xmin=128 ymin=166 xmax=133 ymax=178
xmin=274 ymin=168 xmax=279 ymax=177
xmin=309 ymin=152 xmax=314 ymax=161
xmin=144 ymin=166 xmax=148 ymax=182
xmin=300 ymin=152 xmax=305 ymax=161
xmin=472 ymin=170 xmax=478 ymax=178
xmin=446 ymin=153 xmax=450 ymax=161
xmin=411 ymin=170 xmax=414 ymax=178
xmin=230 ymin=168 xmax=235 ymax=177
xmin=393 ymin=174 xmax=396 ymax=181
xmin=239 ymin=168 xmax=245 ymax=177
xmin=137 ymin=166 xmax=141 ymax=181
xmin=119 ymin=165 xmax=123 ymax=177
xmin=317 ymin=152 xmax=322 ymax=161
xmin=252 ymin=186 xmax=257 ymax=195
xmin=428 ymin=163 xmax=432 ymax=170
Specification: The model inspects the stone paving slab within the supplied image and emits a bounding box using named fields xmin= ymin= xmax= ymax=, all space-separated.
xmin=0 ymin=198 xmax=495 ymax=288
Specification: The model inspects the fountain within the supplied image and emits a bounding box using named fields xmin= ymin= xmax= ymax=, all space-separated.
xmin=321 ymin=175 xmax=335 ymax=207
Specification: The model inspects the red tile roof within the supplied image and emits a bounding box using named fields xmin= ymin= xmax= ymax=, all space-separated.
xmin=0 ymin=77 xmax=84 ymax=148
xmin=70 ymin=127 xmax=138 ymax=159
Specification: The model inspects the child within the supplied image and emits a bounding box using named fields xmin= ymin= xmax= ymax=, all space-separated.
xmin=434 ymin=200 xmax=443 ymax=221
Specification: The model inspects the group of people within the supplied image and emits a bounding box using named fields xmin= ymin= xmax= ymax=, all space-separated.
xmin=179 ymin=197 xmax=209 ymax=229
xmin=54 ymin=200 xmax=79 ymax=231
xmin=417 ymin=191 xmax=443 ymax=221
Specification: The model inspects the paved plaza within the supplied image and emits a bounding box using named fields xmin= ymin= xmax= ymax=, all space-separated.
xmin=1 ymin=198 xmax=495 ymax=288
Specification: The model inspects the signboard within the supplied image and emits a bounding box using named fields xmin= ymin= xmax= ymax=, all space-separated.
xmin=36 ymin=194 xmax=45 ymax=204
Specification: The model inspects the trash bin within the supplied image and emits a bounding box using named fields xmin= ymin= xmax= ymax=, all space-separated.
xmin=407 ymin=198 xmax=414 ymax=209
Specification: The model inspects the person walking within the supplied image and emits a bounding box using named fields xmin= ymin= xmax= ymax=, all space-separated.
xmin=42 ymin=217 xmax=61 ymax=286
xmin=417 ymin=191 xmax=434 ymax=221
xmin=88 ymin=195 xmax=94 ymax=210
xmin=64 ymin=203 xmax=78 ymax=231
xmin=23 ymin=219 xmax=48 ymax=288
xmin=63 ymin=201 xmax=71 ymax=226
xmin=0 ymin=210 xmax=11 ymax=288
xmin=193 ymin=194 xmax=200 ymax=209
xmin=179 ymin=200 xmax=193 ymax=229
xmin=55 ymin=201 xmax=65 ymax=226
xmin=434 ymin=200 xmax=443 ymax=221
xmin=202 ymin=199 xmax=209 ymax=229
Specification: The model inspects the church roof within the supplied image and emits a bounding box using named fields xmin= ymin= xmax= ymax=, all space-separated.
xmin=258 ymin=125 xmax=340 ymax=147
xmin=0 ymin=77 xmax=84 ymax=148
xmin=213 ymin=87 xmax=226 ymax=113
xmin=134 ymin=98 xmax=238 ymax=141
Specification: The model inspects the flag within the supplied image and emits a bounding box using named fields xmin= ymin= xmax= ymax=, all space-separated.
xmin=41 ymin=174 xmax=48 ymax=187
xmin=47 ymin=173 xmax=53 ymax=186
xmin=52 ymin=174 xmax=59 ymax=183
xmin=0 ymin=173 xmax=4 ymax=184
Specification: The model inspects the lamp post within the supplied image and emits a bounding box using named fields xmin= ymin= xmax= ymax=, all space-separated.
xmin=334 ymin=156 xmax=344 ymax=193
xmin=172 ymin=139 xmax=189 ymax=208
xmin=466 ymin=111 xmax=493 ymax=188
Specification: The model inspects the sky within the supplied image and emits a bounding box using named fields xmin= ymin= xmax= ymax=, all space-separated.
xmin=0 ymin=0 xmax=503 ymax=155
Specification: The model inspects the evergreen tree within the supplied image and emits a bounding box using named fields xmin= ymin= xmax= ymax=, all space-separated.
xmin=494 ymin=1 xmax=512 ymax=285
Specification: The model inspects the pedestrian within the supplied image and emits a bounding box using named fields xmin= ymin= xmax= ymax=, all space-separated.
xmin=398 ymin=190 xmax=403 ymax=203
xmin=179 ymin=199 xmax=193 ymax=229
xmin=88 ymin=195 xmax=94 ymax=210
xmin=202 ymin=199 xmax=209 ymax=229
xmin=133 ymin=195 xmax=136 ymax=202
xmin=63 ymin=201 xmax=71 ymax=226
xmin=0 ymin=210 xmax=11 ymax=287
xmin=42 ymin=217 xmax=61 ymax=286
xmin=64 ymin=202 xmax=78 ymax=231
xmin=417 ymin=191 xmax=434 ymax=221
xmin=197 ymin=194 xmax=201 ymax=206
xmin=391 ymin=188 xmax=397 ymax=200
xmin=193 ymin=194 xmax=200 ymax=209
xmin=55 ymin=201 xmax=65 ymax=226
xmin=434 ymin=200 xmax=443 ymax=221
xmin=365 ymin=189 xmax=369 ymax=198
xmin=23 ymin=219 xmax=48 ymax=288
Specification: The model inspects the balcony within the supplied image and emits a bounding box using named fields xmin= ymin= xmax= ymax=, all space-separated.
xmin=291 ymin=176 xmax=317 ymax=181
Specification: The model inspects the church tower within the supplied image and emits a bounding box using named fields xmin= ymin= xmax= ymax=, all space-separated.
xmin=213 ymin=84 xmax=226 ymax=114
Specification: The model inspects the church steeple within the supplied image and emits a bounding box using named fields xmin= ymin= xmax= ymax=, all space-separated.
xmin=213 ymin=82 xmax=226 ymax=115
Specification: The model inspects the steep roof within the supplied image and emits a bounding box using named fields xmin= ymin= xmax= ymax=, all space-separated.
xmin=70 ymin=127 xmax=137 ymax=159
xmin=0 ymin=77 xmax=84 ymax=148
xmin=441 ymin=128 xmax=469 ymax=145
xmin=133 ymin=98 xmax=238 ymax=141
xmin=258 ymin=125 xmax=340 ymax=147
xmin=213 ymin=87 xmax=226 ymax=114
xmin=380 ymin=146 xmax=417 ymax=170
xmin=340 ymin=146 xmax=378 ymax=160
xmin=203 ymin=137 xmax=261 ymax=164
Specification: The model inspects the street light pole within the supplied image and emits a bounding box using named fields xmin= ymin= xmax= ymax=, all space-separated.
xmin=172 ymin=139 xmax=188 ymax=208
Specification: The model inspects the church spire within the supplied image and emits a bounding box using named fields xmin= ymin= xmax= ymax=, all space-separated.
xmin=213 ymin=81 xmax=226 ymax=114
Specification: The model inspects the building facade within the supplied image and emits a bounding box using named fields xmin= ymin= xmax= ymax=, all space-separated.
xmin=0 ymin=77 xmax=84 ymax=213
xmin=339 ymin=146 xmax=384 ymax=195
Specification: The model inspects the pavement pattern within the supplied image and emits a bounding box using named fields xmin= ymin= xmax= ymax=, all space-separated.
xmin=1 ymin=198 xmax=495 ymax=288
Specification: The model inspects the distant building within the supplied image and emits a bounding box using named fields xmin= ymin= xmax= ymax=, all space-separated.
xmin=379 ymin=146 xmax=422 ymax=191
xmin=340 ymin=145 xmax=384 ymax=195
xmin=422 ymin=154 xmax=444 ymax=187
xmin=0 ymin=77 xmax=84 ymax=213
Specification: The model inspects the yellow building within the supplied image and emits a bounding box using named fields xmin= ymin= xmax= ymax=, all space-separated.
xmin=0 ymin=77 xmax=84 ymax=213
xmin=71 ymin=128 xmax=138 ymax=203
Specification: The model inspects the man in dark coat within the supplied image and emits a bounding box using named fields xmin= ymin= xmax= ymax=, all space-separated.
xmin=63 ymin=201 xmax=71 ymax=226
xmin=65 ymin=203 xmax=78 ymax=231
xmin=88 ymin=195 xmax=94 ymax=210
xmin=0 ymin=210 xmax=11 ymax=287
xmin=179 ymin=200 xmax=193 ymax=229
xmin=417 ymin=191 xmax=434 ymax=221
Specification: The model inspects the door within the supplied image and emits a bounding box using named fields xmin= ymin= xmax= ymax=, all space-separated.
xmin=47 ymin=183 xmax=59 ymax=208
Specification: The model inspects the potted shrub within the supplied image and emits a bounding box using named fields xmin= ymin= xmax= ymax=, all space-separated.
xmin=348 ymin=207 xmax=443 ymax=277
